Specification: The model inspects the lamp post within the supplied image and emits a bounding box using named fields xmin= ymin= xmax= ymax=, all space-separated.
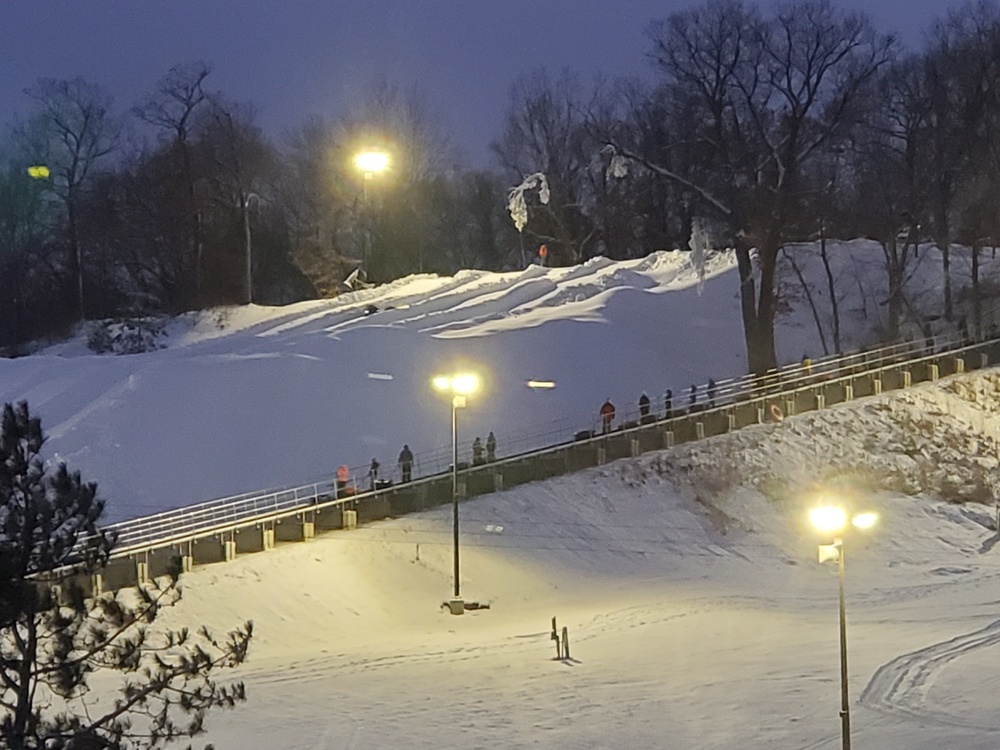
xmin=353 ymin=150 xmax=390 ymax=274
xmin=809 ymin=506 xmax=878 ymax=750
xmin=432 ymin=371 xmax=480 ymax=611
xmin=241 ymin=192 xmax=261 ymax=304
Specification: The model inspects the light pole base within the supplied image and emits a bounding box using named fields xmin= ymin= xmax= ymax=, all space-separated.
xmin=447 ymin=597 xmax=465 ymax=615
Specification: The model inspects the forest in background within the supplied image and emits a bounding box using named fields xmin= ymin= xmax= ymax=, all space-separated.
xmin=5 ymin=0 xmax=1000 ymax=373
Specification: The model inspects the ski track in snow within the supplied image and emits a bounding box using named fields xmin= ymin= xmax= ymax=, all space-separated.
xmin=861 ymin=618 xmax=1000 ymax=731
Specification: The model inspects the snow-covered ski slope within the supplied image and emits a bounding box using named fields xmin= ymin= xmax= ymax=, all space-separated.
xmin=0 ymin=241 xmax=993 ymax=522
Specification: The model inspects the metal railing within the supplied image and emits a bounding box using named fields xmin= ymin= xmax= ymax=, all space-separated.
xmin=102 ymin=329 xmax=998 ymax=561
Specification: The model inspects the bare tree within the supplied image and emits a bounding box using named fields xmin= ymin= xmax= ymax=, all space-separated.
xmin=197 ymin=96 xmax=275 ymax=304
xmin=134 ymin=61 xmax=212 ymax=304
xmin=493 ymin=69 xmax=599 ymax=266
xmin=608 ymin=0 xmax=894 ymax=374
xmin=18 ymin=78 xmax=120 ymax=320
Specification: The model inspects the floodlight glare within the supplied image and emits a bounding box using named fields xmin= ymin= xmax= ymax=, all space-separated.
xmin=527 ymin=380 xmax=557 ymax=389
xmin=852 ymin=511 xmax=878 ymax=530
xmin=432 ymin=375 xmax=452 ymax=392
xmin=451 ymin=373 xmax=479 ymax=395
xmin=354 ymin=150 xmax=390 ymax=174
xmin=809 ymin=505 xmax=848 ymax=535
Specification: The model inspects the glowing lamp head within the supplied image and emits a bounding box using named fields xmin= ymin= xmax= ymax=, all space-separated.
xmin=809 ymin=505 xmax=848 ymax=535
xmin=852 ymin=511 xmax=878 ymax=530
xmin=27 ymin=165 xmax=50 ymax=179
xmin=451 ymin=373 xmax=479 ymax=395
xmin=432 ymin=372 xmax=479 ymax=396
xmin=354 ymin=150 xmax=390 ymax=174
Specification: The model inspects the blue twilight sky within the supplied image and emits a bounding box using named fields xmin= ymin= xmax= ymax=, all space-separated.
xmin=2 ymin=0 xmax=956 ymax=167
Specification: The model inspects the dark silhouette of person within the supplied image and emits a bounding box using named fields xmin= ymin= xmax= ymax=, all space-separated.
xmin=707 ymin=379 xmax=717 ymax=408
xmin=600 ymin=399 xmax=615 ymax=434
xmin=664 ymin=389 xmax=673 ymax=419
xmin=368 ymin=458 xmax=380 ymax=490
xmin=689 ymin=384 xmax=698 ymax=406
xmin=486 ymin=431 xmax=497 ymax=462
xmin=638 ymin=392 xmax=650 ymax=417
xmin=472 ymin=436 xmax=485 ymax=465
xmin=398 ymin=444 xmax=413 ymax=483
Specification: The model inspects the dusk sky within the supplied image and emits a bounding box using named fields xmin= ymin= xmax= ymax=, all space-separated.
xmin=2 ymin=1 xmax=958 ymax=168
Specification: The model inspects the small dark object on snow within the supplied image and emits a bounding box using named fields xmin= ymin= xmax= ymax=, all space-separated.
xmin=362 ymin=303 xmax=379 ymax=316
xmin=441 ymin=600 xmax=490 ymax=611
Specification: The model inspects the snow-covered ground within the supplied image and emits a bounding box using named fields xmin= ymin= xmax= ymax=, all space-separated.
xmin=0 ymin=240 xmax=992 ymax=522
xmin=157 ymin=372 xmax=1000 ymax=749
xmin=5 ymin=240 xmax=1000 ymax=748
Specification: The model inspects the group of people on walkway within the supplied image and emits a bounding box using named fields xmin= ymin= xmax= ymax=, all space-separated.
xmin=472 ymin=431 xmax=497 ymax=465
xmin=598 ymin=380 xmax=722 ymax=433
xmin=338 ymin=431 xmax=500 ymax=496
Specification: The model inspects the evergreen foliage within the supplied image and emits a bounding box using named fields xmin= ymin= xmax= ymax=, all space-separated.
xmin=0 ymin=401 xmax=252 ymax=749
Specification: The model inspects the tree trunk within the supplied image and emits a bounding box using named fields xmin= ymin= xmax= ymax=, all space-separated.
xmin=68 ymin=186 xmax=84 ymax=320
xmin=885 ymin=238 xmax=904 ymax=342
xmin=972 ymin=239 xmax=981 ymax=339
xmin=820 ymin=233 xmax=841 ymax=353
xmin=786 ymin=249 xmax=828 ymax=355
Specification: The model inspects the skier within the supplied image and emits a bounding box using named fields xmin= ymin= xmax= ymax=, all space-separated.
xmin=486 ymin=431 xmax=497 ymax=462
xmin=398 ymin=444 xmax=414 ymax=483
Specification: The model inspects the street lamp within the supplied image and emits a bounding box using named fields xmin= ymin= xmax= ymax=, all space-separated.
xmin=241 ymin=192 xmax=261 ymax=304
xmin=432 ymin=371 xmax=480 ymax=613
xmin=809 ymin=505 xmax=878 ymax=750
xmin=353 ymin=150 xmax=390 ymax=273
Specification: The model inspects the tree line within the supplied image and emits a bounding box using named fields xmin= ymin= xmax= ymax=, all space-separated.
xmin=5 ymin=0 xmax=1000 ymax=374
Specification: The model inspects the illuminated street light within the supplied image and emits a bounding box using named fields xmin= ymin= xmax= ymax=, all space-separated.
xmin=433 ymin=371 xmax=481 ymax=613
xmin=354 ymin=150 xmax=390 ymax=274
xmin=354 ymin=150 xmax=390 ymax=175
xmin=809 ymin=505 xmax=879 ymax=750
xmin=27 ymin=165 xmax=50 ymax=179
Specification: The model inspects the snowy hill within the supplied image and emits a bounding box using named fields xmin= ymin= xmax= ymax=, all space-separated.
xmin=6 ymin=241 xmax=1000 ymax=747
xmin=1 ymin=240 xmax=993 ymax=523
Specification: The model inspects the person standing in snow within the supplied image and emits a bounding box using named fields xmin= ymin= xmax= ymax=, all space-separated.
xmin=600 ymin=399 xmax=615 ymax=434
xmin=486 ymin=431 xmax=497 ymax=462
xmin=664 ymin=389 xmax=673 ymax=419
xmin=707 ymin=379 xmax=717 ymax=408
xmin=398 ymin=444 xmax=413 ymax=483
xmin=368 ymin=458 xmax=380 ymax=490
xmin=638 ymin=392 xmax=651 ymax=422
xmin=472 ymin=436 xmax=485 ymax=465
